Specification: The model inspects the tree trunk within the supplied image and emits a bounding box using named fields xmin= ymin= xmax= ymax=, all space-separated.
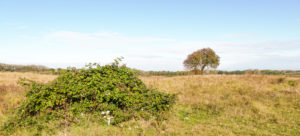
xmin=192 ymin=68 xmax=199 ymax=75
xmin=200 ymin=65 xmax=206 ymax=75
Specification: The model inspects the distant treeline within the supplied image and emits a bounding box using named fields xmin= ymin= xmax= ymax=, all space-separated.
xmin=135 ymin=69 xmax=300 ymax=76
xmin=1 ymin=63 xmax=300 ymax=76
xmin=0 ymin=63 xmax=65 ymax=75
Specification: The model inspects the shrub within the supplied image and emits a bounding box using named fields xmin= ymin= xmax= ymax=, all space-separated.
xmin=288 ymin=80 xmax=297 ymax=87
xmin=277 ymin=77 xmax=285 ymax=84
xmin=1 ymin=58 xmax=176 ymax=134
xmin=270 ymin=77 xmax=285 ymax=84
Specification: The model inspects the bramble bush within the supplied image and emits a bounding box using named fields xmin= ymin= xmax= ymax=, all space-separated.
xmin=1 ymin=58 xmax=176 ymax=135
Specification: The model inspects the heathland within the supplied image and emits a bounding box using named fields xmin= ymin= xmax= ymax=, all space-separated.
xmin=0 ymin=72 xmax=299 ymax=135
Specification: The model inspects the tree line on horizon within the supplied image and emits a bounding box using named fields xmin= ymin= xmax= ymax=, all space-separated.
xmin=136 ymin=69 xmax=300 ymax=76
xmin=1 ymin=47 xmax=299 ymax=76
xmin=1 ymin=63 xmax=299 ymax=76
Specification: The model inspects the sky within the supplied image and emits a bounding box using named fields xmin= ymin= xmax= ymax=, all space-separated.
xmin=0 ymin=0 xmax=300 ymax=71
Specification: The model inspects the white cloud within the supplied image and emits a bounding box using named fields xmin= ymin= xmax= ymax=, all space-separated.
xmin=93 ymin=32 xmax=120 ymax=37
xmin=45 ymin=31 xmax=96 ymax=40
xmin=3 ymin=30 xmax=299 ymax=71
xmin=125 ymin=39 xmax=300 ymax=70
xmin=172 ymin=40 xmax=300 ymax=70
xmin=44 ymin=31 xmax=176 ymax=44
xmin=16 ymin=25 xmax=29 ymax=30
xmin=3 ymin=22 xmax=30 ymax=30
xmin=221 ymin=33 xmax=257 ymax=39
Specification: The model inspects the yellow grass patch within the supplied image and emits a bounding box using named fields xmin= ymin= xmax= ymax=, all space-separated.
xmin=1 ymin=73 xmax=299 ymax=135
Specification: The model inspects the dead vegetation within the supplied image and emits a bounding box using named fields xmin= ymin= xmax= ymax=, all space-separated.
xmin=0 ymin=73 xmax=299 ymax=135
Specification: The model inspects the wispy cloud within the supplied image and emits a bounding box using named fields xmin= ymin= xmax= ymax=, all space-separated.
xmin=4 ymin=30 xmax=299 ymax=71
xmin=45 ymin=31 xmax=96 ymax=40
xmin=3 ymin=22 xmax=30 ymax=30
xmin=221 ymin=33 xmax=258 ymax=39
xmin=93 ymin=32 xmax=120 ymax=37
xmin=16 ymin=25 xmax=29 ymax=30
xmin=164 ymin=40 xmax=300 ymax=70
xmin=45 ymin=31 xmax=176 ymax=43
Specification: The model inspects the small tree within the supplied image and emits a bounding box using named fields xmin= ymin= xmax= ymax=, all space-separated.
xmin=183 ymin=48 xmax=220 ymax=74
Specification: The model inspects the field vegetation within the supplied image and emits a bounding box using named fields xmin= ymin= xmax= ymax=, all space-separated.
xmin=2 ymin=63 xmax=300 ymax=77
xmin=0 ymin=72 xmax=299 ymax=135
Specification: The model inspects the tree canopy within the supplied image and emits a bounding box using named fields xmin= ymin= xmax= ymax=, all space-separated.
xmin=183 ymin=48 xmax=220 ymax=74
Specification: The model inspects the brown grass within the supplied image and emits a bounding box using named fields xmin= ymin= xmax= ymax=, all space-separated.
xmin=0 ymin=73 xmax=299 ymax=136
xmin=0 ymin=72 xmax=57 ymax=85
xmin=139 ymin=75 xmax=300 ymax=135
xmin=0 ymin=72 xmax=56 ymax=124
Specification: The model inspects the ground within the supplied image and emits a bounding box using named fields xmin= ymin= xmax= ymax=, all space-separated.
xmin=0 ymin=72 xmax=299 ymax=136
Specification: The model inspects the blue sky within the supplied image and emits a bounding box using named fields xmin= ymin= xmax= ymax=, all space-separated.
xmin=0 ymin=0 xmax=300 ymax=70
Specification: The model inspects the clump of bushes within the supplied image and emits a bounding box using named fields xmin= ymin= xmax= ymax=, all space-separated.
xmin=2 ymin=58 xmax=175 ymax=134
xmin=277 ymin=77 xmax=285 ymax=84
xmin=287 ymin=80 xmax=297 ymax=87
xmin=270 ymin=77 xmax=285 ymax=84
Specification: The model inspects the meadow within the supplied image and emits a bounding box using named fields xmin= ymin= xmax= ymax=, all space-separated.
xmin=0 ymin=72 xmax=299 ymax=136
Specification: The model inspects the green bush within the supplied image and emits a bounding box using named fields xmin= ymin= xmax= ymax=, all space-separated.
xmin=1 ymin=58 xmax=176 ymax=134
xmin=288 ymin=80 xmax=297 ymax=87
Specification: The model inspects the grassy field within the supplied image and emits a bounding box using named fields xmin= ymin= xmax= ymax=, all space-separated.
xmin=0 ymin=72 xmax=299 ymax=135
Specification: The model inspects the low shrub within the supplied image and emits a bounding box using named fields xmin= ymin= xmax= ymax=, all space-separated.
xmin=270 ymin=77 xmax=285 ymax=84
xmin=1 ymin=58 xmax=176 ymax=135
xmin=288 ymin=80 xmax=297 ymax=87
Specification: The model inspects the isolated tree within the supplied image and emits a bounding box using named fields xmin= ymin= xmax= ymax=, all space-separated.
xmin=183 ymin=48 xmax=220 ymax=74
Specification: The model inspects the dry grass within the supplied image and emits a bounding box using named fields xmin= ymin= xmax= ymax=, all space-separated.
xmin=0 ymin=72 xmax=56 ymax=125
xmin=140 ymin=75 xmax=300 ymax=135
xmin=0 ymin=73 xmax=299 ymax=135
xmin=0 ymin=72 xmax=57 ymax=85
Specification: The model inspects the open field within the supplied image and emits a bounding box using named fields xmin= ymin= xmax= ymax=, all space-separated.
xmin=0 ymin=72 xmax=299 ymax=135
